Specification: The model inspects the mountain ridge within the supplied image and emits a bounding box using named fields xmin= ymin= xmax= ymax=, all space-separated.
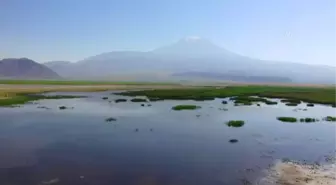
xmin=43 ymin=38 xmax=335 ymax=84
xmin=0 ymin=58 xmax=61 ymax=79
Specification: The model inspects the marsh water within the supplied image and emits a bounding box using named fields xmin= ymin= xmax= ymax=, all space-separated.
xmin=0 ymin=91 xmax=335 ymax=185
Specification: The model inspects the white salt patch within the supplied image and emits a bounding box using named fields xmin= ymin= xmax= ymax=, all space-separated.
xmin=258 ymin=161 xmax=336 ymax=185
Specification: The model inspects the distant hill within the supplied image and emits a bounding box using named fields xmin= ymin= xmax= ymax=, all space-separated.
xmin=44 ymin=61 xmax=72 ymax=69
xmin=173 ymin=71 xmax=293 ymax=83
xmin=45 ymin=37 xmax=336 ymax=84
xmin=0 ymin=58 xmax=60 ymax=79
xmin=44 ymin=61 xmax=74 ymax=77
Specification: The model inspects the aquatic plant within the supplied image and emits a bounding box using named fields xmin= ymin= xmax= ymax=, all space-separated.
xmin=0 ymin=94 xmax=86 ymax=107
xmin=115 ymin=86 xmax=336 ymax=107
xmin=172 ymin=105 xmax=201 ymax=111
xmin=102 ymin=97 xmax=108 ymax=100
xmin=306 ymin=103 xmax=314 ymax=107
xmin=130 ymin=98 xmax=147 ymax=102
xmin=324 ymin=116 xmax=336 ymax=122
xmin=303 ymin=117 xmax=317 ymax=122
xmin=59 ymin=106 xmax=67 ymax=110
xmin=226 ymin=120 xmax=245 ymax=127
xmin=277 ymin=117 xmax=297 ymax=122
xmin=222 ymin=100 xmax=228 ymax=104
xmin=285 ymin=103 xmax=298 ymax=106
xmin=230 ymin=96 xmax=266 ymax=102
xmin=105 ymin=117 xmax=117 ymax=122
xmin=265 ymin=100 xmax=278 ymax=105
xmin=229 ymin=139 xmax=239 ymax=143
xmin=149 ymin=97 xmax=163 ymax=102
xmin=114 ymin=99 xmax=127 ymax=103
xmin=281 ymin=99 xmax=301 ymax=104
xmin=234 ymin=100 xmax=253 ymax=106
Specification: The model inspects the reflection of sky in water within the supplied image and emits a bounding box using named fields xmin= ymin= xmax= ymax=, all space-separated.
xmin=0 ymin=91 xmax=335 ymax=185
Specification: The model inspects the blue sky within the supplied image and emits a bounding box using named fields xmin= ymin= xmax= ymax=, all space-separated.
xmin=0 ymin=0 xmax=335 ymax=66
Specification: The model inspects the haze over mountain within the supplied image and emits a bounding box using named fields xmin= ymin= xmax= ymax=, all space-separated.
xmin=0 ymin=58 xmax=60 ymax=79
xmin=45 ymin=37 xmax=335 ymax=84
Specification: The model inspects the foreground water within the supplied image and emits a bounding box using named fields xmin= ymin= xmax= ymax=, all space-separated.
xmin=0 ymin=91 xmax=335 ymax=185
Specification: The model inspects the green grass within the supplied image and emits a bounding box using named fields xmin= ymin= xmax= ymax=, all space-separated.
xmin=0 ymin=94 xmax=85 ymax=107
xmin=172 ymin=105 xmax=201 ymax=111
xmin=324 ymin=116 xmax=336 ymax=122
xmin=130 ymin=98 xmax=148 ymax=102
xmin=226 ymin=120 xmax=245 ymax=127
xmin=116 ymin=86 xmax=335 ymax=106
xmin=277 ymin=117 xmax=297 ymax=122
xmin=0 ymin=79 xmax=177 ymax=86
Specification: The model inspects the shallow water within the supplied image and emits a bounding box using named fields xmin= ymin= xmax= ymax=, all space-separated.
xmin=0 ymin=91 xmax=335 ymax=185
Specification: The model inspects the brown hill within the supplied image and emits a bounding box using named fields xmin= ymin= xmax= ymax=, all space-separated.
xmin=0 ymin=58 xmax=60 ymax=79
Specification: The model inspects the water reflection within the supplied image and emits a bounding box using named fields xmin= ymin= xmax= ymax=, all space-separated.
xmin=0 ymin=91 xmax=335 ymax=185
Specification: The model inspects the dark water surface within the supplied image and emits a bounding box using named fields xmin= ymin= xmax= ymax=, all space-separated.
xmin=0 ymin=91 xmax=335 ymax=185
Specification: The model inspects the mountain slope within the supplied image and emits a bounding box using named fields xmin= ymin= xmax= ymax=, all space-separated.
xmin=152 ymin=37 xmax=236 ymax=58
xmin=46 ymin=37 xmax=336 ymax=84
xmin=44 ymin=61 xmax=74 ymax=77
xmin=0 ymin=58 xmax=61 ymax=79
xmin=173 ymin=71 xmax=293 ymax=83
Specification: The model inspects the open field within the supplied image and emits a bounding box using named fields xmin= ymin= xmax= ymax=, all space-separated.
xmin=0 ymin=79 xmax=179 ymax=86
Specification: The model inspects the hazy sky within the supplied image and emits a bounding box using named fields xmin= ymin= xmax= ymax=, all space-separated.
xmin=0 ymin=0 xmax=335 ymax=66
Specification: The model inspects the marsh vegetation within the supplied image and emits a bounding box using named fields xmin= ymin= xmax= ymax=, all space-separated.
xmin=114 ymin=99 xmax=127 ymax=103
xmin=226 ymin=120 xmax=245 ymax=127
xmin=277 ymin=117 xmax=297 ymax=122
xmin=130 ymin=98 xmax=147 ymax=102
xmin=116 ymin=86 xmax=335 ymax=107
xmin=172 ymin=105 xmax=201 ymax=111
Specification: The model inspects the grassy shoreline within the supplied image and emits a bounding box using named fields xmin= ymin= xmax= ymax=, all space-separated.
xmin=0 ymin=83 xmax=186 ymax=106
xmin=1 ymin=84 xmax=335 ymax=107
xmin=116 ymin=86 xmax=336 ymax=106
xmin=0 ymin=94 xmax=86 ymax=106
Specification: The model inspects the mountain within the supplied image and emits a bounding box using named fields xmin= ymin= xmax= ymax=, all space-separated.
xmin=46 ymin=37 xmax=336 ymax=84
xmin=44 ymin=61 xmax=72 ymax=69
xmin=0 ymin=58 xmax=60 ymax=79
xmin=44 ymin=61 xmax=74 ymax=77
xmin=152 ymin=37 xmax=237 ymax=58
xmin=173 ymin=71 xmax=292 ymax=83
